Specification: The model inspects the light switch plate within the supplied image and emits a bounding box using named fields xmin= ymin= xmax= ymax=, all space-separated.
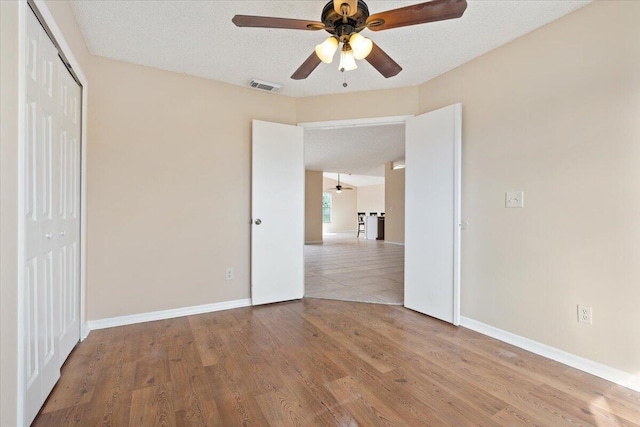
xmin=505 ymin=191 xmax=524 ymax=208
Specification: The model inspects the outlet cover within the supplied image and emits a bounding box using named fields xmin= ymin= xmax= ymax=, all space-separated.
xmin=225 ymin=268 xmax=234 ymax=280
xmin=577 ymin=305 xmax=592 ymax=324
xmin=505 ymin=191 xmax=524 ymax=208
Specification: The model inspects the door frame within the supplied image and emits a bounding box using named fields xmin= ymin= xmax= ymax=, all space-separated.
xmin=299 ymin=112 xmax=461 ymax=325
xmin=15 ymin=1 xmax=89 ymax=423
xmin=297 ymin=114 xmax=412 ymax=296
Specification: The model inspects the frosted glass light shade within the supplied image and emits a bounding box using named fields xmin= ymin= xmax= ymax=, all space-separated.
xmin=339 ymin=46 xmax=358 ymax=72
xmin=315 ymin=37 xmax=339 ymax=63
xmin=349 ymin=33 xmax=373 ymax=60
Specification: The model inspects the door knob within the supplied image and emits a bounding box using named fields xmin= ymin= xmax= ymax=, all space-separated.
xmin=44 ymin=233 xmax=53 ymax=240
xmin=254 ymin=219 xmax=262 ymax=225
xmin=59 ymin=231 xmax=66 ymax=237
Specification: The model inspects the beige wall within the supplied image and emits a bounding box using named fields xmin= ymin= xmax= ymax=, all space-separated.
xmin=3 ymin=3 xmax=638 ymax=419
xmin=1 ymin=3 xmax=20 ymax=424
xmin=384 ymin=164 xmax=405 ymax=244
xmin=357 ymin=184 xmax=385 ymax=216
xmin=322 ymin=177 xmax=358 ymax=233
xmin=418 ymin=1 xmax=640 ymax=374
xmin=87 ymin=56 xmax=296 ymax=320
xmin=43 ymin=0 xmax=91 ymax=72
xmin=296 ymin=86 xmax=418 ymax=124
xmin=305 ymin=170 xmax=323 ymax=243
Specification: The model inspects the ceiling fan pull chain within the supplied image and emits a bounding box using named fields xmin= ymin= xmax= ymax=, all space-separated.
xmin=343 ymin=73 xmax=348 ymax=88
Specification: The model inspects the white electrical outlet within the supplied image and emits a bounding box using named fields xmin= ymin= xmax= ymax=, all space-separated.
xmin=505 ymin=191 xmax=524 ymax=208
xmin=225 ymin=267 xmax=234 ymax=280
xmin=577 ymin=305 xmax=592 ymax=324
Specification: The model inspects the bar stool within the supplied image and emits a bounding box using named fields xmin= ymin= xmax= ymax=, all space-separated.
xmin=357 ymin=212 xmax=366 ymax=237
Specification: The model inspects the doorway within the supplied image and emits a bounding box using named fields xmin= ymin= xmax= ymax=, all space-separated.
xmin=251 ymin=106 xmax=461 ymax=325
xmin=301 ymin=117 xmax=408 ymax=305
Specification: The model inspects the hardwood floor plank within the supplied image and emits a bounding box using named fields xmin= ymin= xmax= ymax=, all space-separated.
xmin=129 ymin=383 xmax=177 ymax=427
xmin=325 ymin=376 xmax=411 ymax=426
xmin=530 ymin=383 xmax=640 ymax=427
xmin=32 ymin=299 xmax=640 ymax=426
xmin=205 ymin=363 xmax=268 ymax=426
xmin=32 ymin=404 xmax=88 ymax=426
xmin=39 ymin=331 xmax=111 ymax=413
xmin=491 ymin=405 xmax=548 ymax=426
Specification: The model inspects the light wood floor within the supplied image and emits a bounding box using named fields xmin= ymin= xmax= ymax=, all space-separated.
xmin=305 ymin=233 xmax=404 ymax=304
xmin=34 ymin=299 xmax=640 ymax=426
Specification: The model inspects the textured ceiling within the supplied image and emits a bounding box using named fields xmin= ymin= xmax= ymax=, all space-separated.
xmin=69 ymin=0 xmax=590 ymax=98
xmin=305 ymin=123 xmax=405 ymax=177
xmin=323 ymin=173 xmax=385 ymax=187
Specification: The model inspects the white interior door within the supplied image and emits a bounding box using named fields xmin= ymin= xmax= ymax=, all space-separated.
xmin=251 ymin=120 xmax=304 ymax=305
xmin=24 ymin=8 xmax=82 ymax=424
xmin=404 ymin=104 xmax=462 ymax=325
xmin=25 ymin=8 xmax=61 ymax=421
xmin=56 ymin=58 xmax=82 ymax=360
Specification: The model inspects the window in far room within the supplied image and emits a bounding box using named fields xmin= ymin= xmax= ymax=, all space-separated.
xmin=322 ymin=192 xmax=332 ymax=223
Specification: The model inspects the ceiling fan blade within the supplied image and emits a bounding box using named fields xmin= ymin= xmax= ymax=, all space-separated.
xmin=366 ymin=0 xmax=467 ymax=32
xmin=365 ymin=42 xmax=402 ymax=78
xmin=291 ymin=51 xmax=322 ymax=80
xmin=232 ymin=15 xmax=325 ymax=31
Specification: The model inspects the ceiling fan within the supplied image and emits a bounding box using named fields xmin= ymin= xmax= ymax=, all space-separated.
xmin=326 ymin=174 xmax=353 ymax=193
xmin=232 ymin=0 xmax=467 ymax=80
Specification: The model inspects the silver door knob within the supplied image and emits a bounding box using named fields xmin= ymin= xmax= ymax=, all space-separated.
xmin=59 ymin=231 xmax=66 ymax=237
xmin=45 ymin=233 xmax=53 ymax=240
xmin=254 ymin=219 xmax=262 ymax=225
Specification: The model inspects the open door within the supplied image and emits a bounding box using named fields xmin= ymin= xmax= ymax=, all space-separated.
xmin=404 ymin=104 xmax=462 ymax=325
xmin=251 ymin=120 xmax=305 ymax=305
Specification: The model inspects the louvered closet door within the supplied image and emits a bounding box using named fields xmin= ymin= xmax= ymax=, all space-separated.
xmin=24 ymin=8 xmax=82 ymax=424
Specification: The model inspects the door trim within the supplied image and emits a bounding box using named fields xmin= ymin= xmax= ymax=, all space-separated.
xmin=298 ymin=115 xmax=413 ymax=130
xmin=16 ymin=1 xmax=89 ymax=423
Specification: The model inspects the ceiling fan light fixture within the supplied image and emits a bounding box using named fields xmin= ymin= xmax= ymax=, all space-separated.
xmin=349 ymin=33 xmax=373 ymax=60
xmin=315 ymin=36 xmax=339 ymax=63
xmin=338 ymin=44 xmax=358 ymax=72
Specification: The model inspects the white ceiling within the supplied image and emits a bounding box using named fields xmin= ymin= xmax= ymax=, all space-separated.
xmin=323 ymin=172 xmax=385 ymax=187
xmin=305 ymin=123 xmax=405 ymax=177
xmin=69 ymin=0 xmax=591 ymax=98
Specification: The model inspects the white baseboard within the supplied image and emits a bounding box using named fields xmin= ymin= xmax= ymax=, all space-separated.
xmin=384 ymin=241 xmax=405 ymax=246
xmin=460 ymin=316 xmax=640 ymax=393
xmin=87 ymin=298 xmax=252 ymax=331
xmin=305 ymin=241 xmax=323 ymax=245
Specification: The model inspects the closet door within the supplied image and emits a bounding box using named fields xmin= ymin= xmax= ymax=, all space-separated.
xmin=25 ymin=9 xmax=61 ymax=423
xmin=56 ymin=59 xmax=81 ymax=360
xmin=24 ymin=8 xmax=82 ymax=424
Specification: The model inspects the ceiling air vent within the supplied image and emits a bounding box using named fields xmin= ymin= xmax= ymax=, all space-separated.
xmin=248 ymin=79 xmax=282 ymax=93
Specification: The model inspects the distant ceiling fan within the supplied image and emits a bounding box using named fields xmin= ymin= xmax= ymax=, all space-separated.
xmin=232 ymin=0 xmax=467 ymax=80
xmin=326 ymin=174 xmax=353 ymax=193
